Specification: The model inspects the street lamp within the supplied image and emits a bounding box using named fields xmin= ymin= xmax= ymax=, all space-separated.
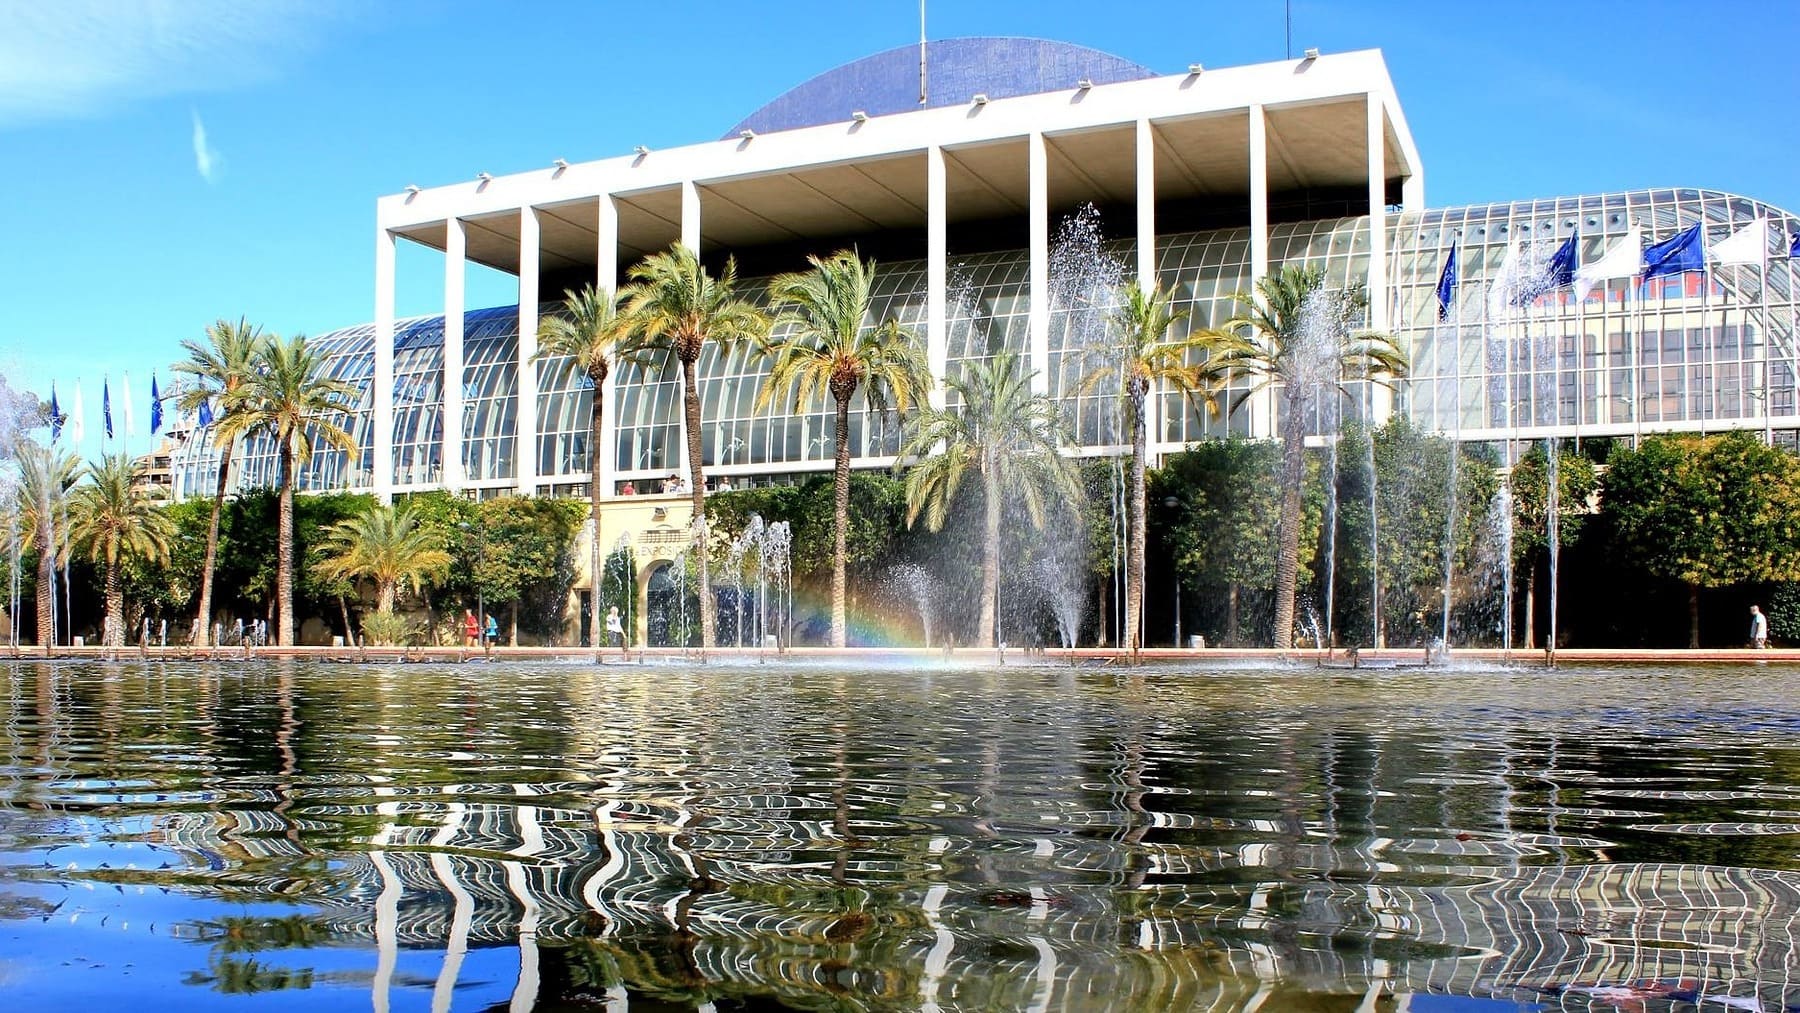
xmin=1164 ymin=496 xmax=1182 ymax=648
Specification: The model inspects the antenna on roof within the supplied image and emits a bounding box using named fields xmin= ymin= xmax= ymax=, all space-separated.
xmin=918 ymin=0 xmax=927 ymax=106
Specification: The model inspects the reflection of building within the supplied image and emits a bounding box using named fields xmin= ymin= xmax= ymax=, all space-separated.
xmin=168 ymin=38 xmax=1800 ymax=510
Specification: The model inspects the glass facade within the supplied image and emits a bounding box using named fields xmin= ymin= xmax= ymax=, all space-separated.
xmin=170 ymin=188 xmax=1800 ymax=499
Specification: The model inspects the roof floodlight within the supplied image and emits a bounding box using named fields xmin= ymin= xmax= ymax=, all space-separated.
xmin=476 ymin=171 xmax=494 ymax=183
xmin=739 ymin=129 xmax=756 ymax=140
xmin=552 ymin=158 xmax=569 ymax=169
xmin=1076 ymin=78 xmax=1094 ymax=90
xmin=971 ymin=93 xmax=988 ymax=105
xmin=1303 ymin=47 xmax=1320 ymax=60
xmin=633 ymin=145 xmax=650 ymax=156
xmin=404 ymin=184 xmax=422 ymax=195
xmin=851 ymin=110 xmax=868 ymax=122
xmin=1187 ymin=63 xmax=1204 ymax=75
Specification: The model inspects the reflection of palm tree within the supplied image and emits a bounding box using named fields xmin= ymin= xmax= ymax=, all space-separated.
xmin=172 ymin=318 xmax=265 ymax=646
xmin=1204 ymin=264 xmax=1406 ymax=648
xmin=761 ymin=251 xmax=931 ymax=647
xmin=901 ymin=350 xmax=1080 ymax=648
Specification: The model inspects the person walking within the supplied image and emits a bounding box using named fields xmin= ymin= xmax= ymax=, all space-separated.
xmin=1750 ymin=604 xmax=1768 ymax=649
xmin=462 ymin=609 xmax=479 ymax=648
xmin=484 ymin=613 xmax=499 ymax=650
xmin=605 ymin=605 xmax=626 ymax=658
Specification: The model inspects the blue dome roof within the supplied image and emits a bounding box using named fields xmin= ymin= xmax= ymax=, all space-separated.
xmin=727 ymin=37 xmax=1156 ymax=138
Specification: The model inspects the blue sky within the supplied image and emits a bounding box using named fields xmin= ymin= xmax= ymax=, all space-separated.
xmin=3 ymin=0 xmax=1796 ymax=462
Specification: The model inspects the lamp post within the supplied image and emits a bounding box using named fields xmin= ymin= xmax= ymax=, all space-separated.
xmin=1164 ymin=495 xmax=1182 ymax=648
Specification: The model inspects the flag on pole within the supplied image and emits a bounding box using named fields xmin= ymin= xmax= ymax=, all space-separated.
xmin=49 ymin=383 xmax=62 ymax=442
xmin=1574 ymin=225 xmax=1643 ymax=300
xmin=70 ymin=381 xmax=86 ymax=443
xmin=197 ymin=396 xmax=214 ymax=429
xmin=121 ymin=372 xmax=136 ymax=438
xmin=1791 ymin=231 xmax=1800 ymax=259
xmin=1710 ymin=218 xmax=1768 ymax=267
xmin=1435 ymin=240 xmax=1458 ymax=321
xmin=150 ymin=375 xmax=163 ymax=434
xmin=103 ymin=377 xmax=113 ymax=440
xmin=1547 ymin=233 xmax=1578 ymax=290
xmin=1642 ymin=223 xmax=1705 ymax=281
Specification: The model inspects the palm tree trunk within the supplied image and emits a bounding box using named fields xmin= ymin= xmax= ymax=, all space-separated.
xmin=1688 ymin=581 xmax=1701 ymax=649
xmin=378 ymin=580 xmax=396 ymax=615
xmin=979 ymin=468 xmax=1001 ymax=648
xmin=1228 ymin=583 xmax=1241 ymax=645
xmin=104 ymin=562 xmax=125 ymax=648
xmin=681 ymin=357 xmax=715 ymax=648
xmin=277 ymin=443 xmax=296 ymax=646
xmin=1127 ymin=395 xmax=1147 ymax=657
xmin=831 ymin=394 xmax=851 ymax=648
xmin=588 ymin=385 xmax=605 ymax=652
xmin=338 ymin=595 xmax=353 ymax=646
xmin=1272 ymin=392 xmax=1306 ymax=650
xmin=34 ymin=510 xmax=55 ymax=652
xmin=192 ymin=441 xmax=233 ymax=646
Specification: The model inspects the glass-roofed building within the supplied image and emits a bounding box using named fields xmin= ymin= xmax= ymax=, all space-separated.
xmin=171 ymin=39 xmax=1800 ymax=501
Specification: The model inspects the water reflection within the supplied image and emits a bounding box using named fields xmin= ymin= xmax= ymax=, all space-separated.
xmin=2 ymin=661 xmax=1799 ymax=1010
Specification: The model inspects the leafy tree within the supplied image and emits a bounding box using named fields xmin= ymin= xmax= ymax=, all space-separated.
xmin=1509 ymin=443 xmax=1598 ymax=648
xmin=1204 ymin=264 xmax=1407 ymax=647
xmin=121 ymin=496 xmax=213 ymax=635
xmin=171 ymin=317 xmax=267 ymax=645
xmin=1153 ymin=439 xmax=1288 ymax=646
xmin=217 ymin=334 xmax=357 ymax=644
xmin=761 ymin=250 xmax=930 ymax=647
xmin=468 ymin=495 xmax=586 ymax=644
xmin=1603 ymin=432 xmax=1800 ymax=646
xmin=624 ymin=244 xmax=768 ymax=648
xmin=536 ymin=284 xmax=637 ymax=653
xmin=1081 ymin=280 xmax=1214 ymax=654
xmin=66 ymin=454 xmax=177 ymax=646
xmin=900 ymin=350 xmax=1080 ymax=648
xmin=14 ymin=441 xmax=78 ymax=648
xmin=313 ymin=503 xmax=451 ymax=635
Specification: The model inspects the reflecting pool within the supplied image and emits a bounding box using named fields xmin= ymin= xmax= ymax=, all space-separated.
xmin=2 ymin=660 xmax=1799 ymax=1011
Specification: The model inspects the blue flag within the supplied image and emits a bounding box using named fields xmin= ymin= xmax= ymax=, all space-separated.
xmin=1791 ymin=231 xmax=1800 ymax=258
xmin=1547 ymin=233 xmax=1577 ymax=290
xmin=197 ymin=396 xmax=214 ymax=429
xmin=103 ymin=378 xmax=113 ymax=440
xmin=48 ymin=384 xmax=62 ymax=442
xmin=150 ymin=375 xmax=163 ymax=435
xmin=1435 ymin=240 xmax=1458 ymax=321
xmin=1643 ymin=223 xmax=1705 ymax=280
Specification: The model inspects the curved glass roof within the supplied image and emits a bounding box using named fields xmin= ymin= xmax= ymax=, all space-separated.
xmin=727 ymin=37 xmax=1156 ymax=138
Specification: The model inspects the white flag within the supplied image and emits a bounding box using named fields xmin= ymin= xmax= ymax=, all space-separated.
xmin=1573 ymin=225 xmax=1643 ymax=301
xmin=69 ymin=381 xmax=86 ymax=444
xmin=121 ymin=372 xmax=137 ymax=438
xmin=1709 ymin=217 xmax=1768 ymax=267
xmin=1488 ymin=240 xmax=1527 ymax=316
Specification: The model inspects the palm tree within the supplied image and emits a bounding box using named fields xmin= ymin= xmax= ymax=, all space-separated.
xmin=217 ymin=334 xmax=358 ymax=645
xmin=172 ymin=318 xmax=266 ymax=646
xmin=67 ymin=454 xmax=177 ymax=647
xmin=623 ymin=243 xmax=768 ymax=648
xmin=1081 ymin=280 xmax=1217 ymax=655
xmin=900 ymin=350 xmax=1080 ymax=649
xmin=15 ymin=441 xmax=78 ymax=649
xmin=536 ymin=284 xmax=639 ymax=651
xmin=314 ymin=503 xmax=451 ymax=623
xmin=1206 ymin=263 xmax=1407 ymax=649
xmin=762 ymin=250 xmax=931 ymax=647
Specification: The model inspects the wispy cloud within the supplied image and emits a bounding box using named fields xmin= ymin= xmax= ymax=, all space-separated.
xmin=0 ymin=1 xmax=345 ymax=128
xmin=190 ymin=108 xmax=220 ymax=183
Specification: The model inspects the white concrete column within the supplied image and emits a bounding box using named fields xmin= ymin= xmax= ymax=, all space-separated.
xmin=1028 ymin=131 xmax=1049 ymax=394
xmin=927 ymin=146 xmax=948 ymax=409
xmin=677 ymin=183 xmax=699 ymax=474
xmin=517 ymin=206 xmax=541 ymax=496
xmin=680 ymin=180 xmax=701 ymax=254
xmin=443 ymin=218 xmax=466 ymax=490
xmin=1136 ymin=118 xmax=1160 ymax=454
xmin=1367 ymin=95 xmax=1389 ymax=333
xmin=1249 ymin=104 xmax=1273 ymax=440
xmin=373 ymin=226 xmax=396 ymax=502
xmin=1401 ymin=170 xmax=1425 ymax=211
xmin=596 ymin=194 xmax=619 ymax=495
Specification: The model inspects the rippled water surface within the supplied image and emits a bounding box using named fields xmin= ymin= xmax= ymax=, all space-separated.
xmin=3 ymin=660 xmax=1800 ymax=1011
